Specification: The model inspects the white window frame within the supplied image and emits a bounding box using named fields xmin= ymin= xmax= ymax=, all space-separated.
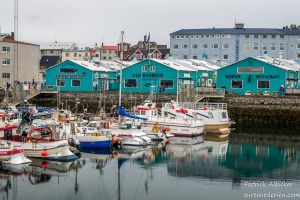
xmin=279 ymin=44 xmax=284 ymax=51
xmin=2 ymin=58 xmax=11 ymax=66
xmin=212 ymin=55 xmax=219 ymax=60
xmin=192 ymin=44 xmax=197 ymax=49
xmin=221 ymin=34 xmax=226 ymax=38
xmin=271 ymin=43 xmax=276 ymax=51
xmin=262 ymin=43 xmax=267 ymax=50
xmin=201 ymin=44 xmax=208 ymax=49
xmin=244 ymin=43 xmax=250 ymax=50
xmin=2 ymin=46 xmax=11 ymax=53
xmin=173 ymin=45 xmax=178 ymax=50
xmin=212 ymin=44 xmax=219 ymax=49
xmin=223 ymin=55 xmax=229 ymax=60
xmin=216 ymin=34 xmax=220 ymax=38
xmin=183 ymin=44 xmax=188 ymax=49
xmin=150 ymin=66 xmax=155 ymax=72
xmin=222 ymin=44 xmax=229 ymax=49
xmin=253 ymin=43 xmax=259 ymax=51
xmin=71 ymin=79 xmax=81 ymax=87
xmin=142 ymin=66 xmax=147 ymax=72
xmin=296 ymin=44 xmax=300 ymax=49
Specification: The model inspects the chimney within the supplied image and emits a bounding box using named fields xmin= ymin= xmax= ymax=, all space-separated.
xmin=102 ymin=42 xmax=103 ymax=47
xmin=235 ymin=23 xmax=244 ymax=29
xmin=144 ymin=35 xmax=147 ymax=43
xmin=11 ymin=32 xmax=15 ymax=40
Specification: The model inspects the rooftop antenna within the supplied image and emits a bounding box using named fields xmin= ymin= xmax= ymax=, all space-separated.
xmin=14 ymin=0 xmax=19 ymax=83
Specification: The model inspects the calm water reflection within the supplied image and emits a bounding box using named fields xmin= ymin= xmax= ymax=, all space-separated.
xmin=1 ymin=130 xmax=300 ymax=200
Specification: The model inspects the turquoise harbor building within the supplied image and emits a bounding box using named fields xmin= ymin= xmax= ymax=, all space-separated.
xmin=216 ymin=55 xmax=300 ymax=95
xmin=45 ymin=60 xmax=118 ymax=92
xmin=44 ymin=58 xmax=223 ymax=94
xmin=122 ymin=58 xmax=215 ymax=94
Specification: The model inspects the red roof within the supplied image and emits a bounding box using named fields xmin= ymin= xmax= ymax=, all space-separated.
xmin=2 ymin=38 xmax=39 ymax=46
xmin=101 ymin=46 xmax=118 ymax=50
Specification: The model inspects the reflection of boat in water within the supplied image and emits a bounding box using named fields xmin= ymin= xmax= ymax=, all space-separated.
xmin=24 ymin=158 xmax=73 ymax=175
xmin=165 ymin=137 xmax=229 ymax=177
xmin=80 ymin=148 xmax=112 ymax=172
xmin=113 ymin=145 xmax=151 ymax=160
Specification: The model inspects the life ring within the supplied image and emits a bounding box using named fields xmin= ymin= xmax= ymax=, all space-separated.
xmin=152 ymin=125 xmax=160 ymax=132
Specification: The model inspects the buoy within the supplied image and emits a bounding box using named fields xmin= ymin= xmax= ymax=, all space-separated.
xmin=203 ymin=106 xmax=208 ymax=110
xmin=165 ymin=127 xmax=171 ymax=132
xmin=113 ymin=136 xmax=119 ymax=143
xmin=41 ymin=150 xmax=48 ymax=157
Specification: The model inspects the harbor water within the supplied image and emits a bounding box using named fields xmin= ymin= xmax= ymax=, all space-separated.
xmin=1 ymin=126 xmax=300 ymax=200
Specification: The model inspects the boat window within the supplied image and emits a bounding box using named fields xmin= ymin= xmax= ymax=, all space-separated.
xmin=221 ymin=112 xmax=227 ymax=119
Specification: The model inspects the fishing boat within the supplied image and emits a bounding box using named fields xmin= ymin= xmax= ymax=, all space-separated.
xmin=0 ymin=142 xmax=32 ymax=164
xmin=34 ymin=109 xmax=112 ymax=149
xmin=1 ymin=125 xmax=78 ymax=161
xmin=83 ymin=120 xmax=151 ymax=146
xmin=133 ymin=96 xmax=204 ymax=137
xmin=172 ymin=101 xmax=231 ymax=138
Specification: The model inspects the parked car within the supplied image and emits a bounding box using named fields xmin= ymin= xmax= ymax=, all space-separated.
xmin=262 ymin=91 xmax=271 ymax=96
xmin=244 ymin=91 xmax=252 ymax=96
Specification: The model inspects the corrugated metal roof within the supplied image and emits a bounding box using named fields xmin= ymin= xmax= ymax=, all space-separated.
xmin=174 ymin=59 xmax=213 ymax=71
xmin=151 ymin=59 xmax=196 ymax=71
xmin=70 ymin=60 xmax=113 ymax=71
xmin=188 ymin=59 xmax=221 ymax=70
xmin=255 ymin=56 xmax=299 ymax=71
xmin=46 ymin=60 xmax=113 ymax=72
xmin=170 ymin=28 xmax=300 ymax=35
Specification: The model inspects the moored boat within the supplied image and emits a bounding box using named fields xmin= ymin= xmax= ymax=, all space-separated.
xmin=0 ymin=142 xmax=32 ymax=164
xmin=1 ymin=125 xmax=78 ymax=161
xmin=133 ymin=97 xmax=204 ymax=137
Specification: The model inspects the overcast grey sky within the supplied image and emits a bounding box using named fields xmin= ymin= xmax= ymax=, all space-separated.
xmin=1 ymin=0 xmax=300 ymax=47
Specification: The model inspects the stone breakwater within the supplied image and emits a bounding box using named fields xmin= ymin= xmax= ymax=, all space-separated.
xmin=223 ymin=96 xmax=300 ymax=126
xmin=21 ymin=92 xmax=300 ymax=126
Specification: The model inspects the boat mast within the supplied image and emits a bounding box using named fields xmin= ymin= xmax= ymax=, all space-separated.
xmin=118 ymin=31 xmax=124 ymax=123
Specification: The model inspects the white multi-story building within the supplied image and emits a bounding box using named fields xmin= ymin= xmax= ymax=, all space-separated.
xmin=170 ymin=23 xmax=300 ymax=64
xmin=0 ymin=33 xmax=40 ymax=88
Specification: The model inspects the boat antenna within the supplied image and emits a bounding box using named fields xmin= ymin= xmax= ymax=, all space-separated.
xmin=118 ymin=31 xmax=124 ymax=124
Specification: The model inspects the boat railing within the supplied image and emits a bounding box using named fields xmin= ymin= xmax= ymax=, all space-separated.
xmin=176 ymin=102 xmax=227 ymax=110
xmin=146 ymin=115 xmax=203 ymax=124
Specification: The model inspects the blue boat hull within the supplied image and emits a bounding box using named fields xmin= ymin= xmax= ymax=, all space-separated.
xmin=80 ymin=140 xmax=112 ymax=148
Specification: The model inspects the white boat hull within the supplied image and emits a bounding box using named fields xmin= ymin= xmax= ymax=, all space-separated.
xmin=5 ymin=140 xmax=78 ymax=161
xmin=0 ymin=147 xmax=32 ymax=165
